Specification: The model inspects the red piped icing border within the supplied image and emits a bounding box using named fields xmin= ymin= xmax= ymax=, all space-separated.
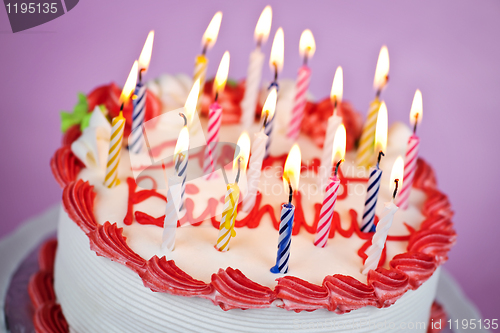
xmin=29 ymin=240 xmax=69 ymax=333
xmin=52 ymin=135 xmax=456 ymax=313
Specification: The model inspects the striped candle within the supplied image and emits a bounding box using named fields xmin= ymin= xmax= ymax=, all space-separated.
xmin=240 ymin=49 xmax=265 ymax=128
xmin=104 ymin=112 xmax=126 ymax=188
xmin=270 ymin=203 xmax=295 ymax=274
xmin=313 ymin=175 xmax=340 ymax=247
xmin=193 ymin=55 xmax=208 ymax=113
xmin=215 ymin=183 xmax=240 ymax=252
xmin=176 ymin=151 xmax=189 ymax=212
xmin=319 ymin=114 xmax=342 ymax=186
xmin=129 ymin=81 xmax=146 ymax=154
xmin=362 ymin=201 xmax=398 ymax=274
xmin=162 ymin=175 xmax=182 ymax=251
xmin=287 ymin=66 xmax=311 ymax=140
xmin=356 ymin=98 xmax=381 ymax=168
xmin=202 ymin=102 xmax=222 ymax=178
xmin=360 ymin=166 xmax=382 ymax=233
xmin=395 ymin=135 xmax=420 ymax=209
xmin=242 ymin=131 xmax=267 ymax=212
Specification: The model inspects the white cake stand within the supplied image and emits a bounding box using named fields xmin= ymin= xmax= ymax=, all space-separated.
xmin=0 ymin=205 xmax=488 ymax=333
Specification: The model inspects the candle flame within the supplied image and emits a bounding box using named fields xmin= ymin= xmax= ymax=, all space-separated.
xmin=390 ymin=156 xmax=405 ymax=197
xmin=373 ymin=45 xmax=390 ymax=91
xmin=184 ymin=78 xmax=200 ymax=126
xmin=174 ymin=126 xmax=190 ymax=160
xmin=269 ymin=27 xmax=284 ymax=73
xmin=214 ymin=51 xmax=230 ymax=95
xmin=254 ymin=6 xmax=272 ymax=44
xmin=410 ymin=89 xmax=423 ymax=127
xmin=283 ymin=144 xmax=301 ymax=191
xmin=202 ymin=11 xmax=222 ymax=50
xmin=138 ymin=30 xmax=154 ymax=73
xmin=233 ymin=132 xmax=251 ymax=173
xmin=331 ymin=124 xmax=346 ymax=163
xmin=299 ymin=29 xmax=316 ymax=59
xmin=374 ymin=101 xmax=388 ymax=153
xmin=330 ymin=66 xmax=343 ymax=104
xmin=262 ymin=87 xmax=278 ymax=121
xmin=120 ymin=60 xmax=138 ymax=104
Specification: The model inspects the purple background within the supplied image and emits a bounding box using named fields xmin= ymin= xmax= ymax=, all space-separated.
xmin=1 ymin=0 xmax=499 ymax=320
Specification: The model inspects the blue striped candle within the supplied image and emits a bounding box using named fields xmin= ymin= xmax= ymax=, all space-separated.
xmin=360 ymin=166 xmax=382 ymax=232
xmin=175 ymin=151 xmax=188 ymax=212
xmin=270 ymin=203 xmax=295 ymax=274
xmin=130 ymin=81 xmax=147 ymax=154
xmin=264 ymin=82 xmax=279 ymax=158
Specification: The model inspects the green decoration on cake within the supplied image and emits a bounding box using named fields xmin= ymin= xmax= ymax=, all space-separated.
xmin=61 ymin=95 xmax=109 ymax=133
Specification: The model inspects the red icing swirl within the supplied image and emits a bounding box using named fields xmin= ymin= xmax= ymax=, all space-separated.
xmin=29 ymin=271 xmax=55 ymax=309
xmin=50 ymin=146 xmax=83 ymax=189
xmin=141 ymin=256 xmax=214 ymax=296
xmin=324 ymin=274 xmax=378 ymax=314
xmin=211 ymin=268 xmax=276 ymax=310
xmin=428 ymin=301 xmax=447 ymax=333
xmin=367 ymin=268 xmax=409 ymax=307
xmin=88 ymin=222 xmax=146 ymax=273
xmin=390 ymin=252 xmax=437 ymax=289
xmin=407 ymin=229 xmax=457 ymax=265
xmin=38 ymin=239 xmax=58 ymax=272
xmin=61 ymin=180 xmax=97 ymax=234
xmin=33 ymin=302 xmax=69 ymax=333
xmin=275 ymin=276 xmax=331 ymax=311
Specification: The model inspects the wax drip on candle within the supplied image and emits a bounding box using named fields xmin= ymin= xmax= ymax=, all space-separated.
xmin=377 ymin=151 xmax=385 ymax=168
xmin=376 ymin=75 xmax=389 ymax=98
xmin=393 ymin=179 xmax=399 ymax=200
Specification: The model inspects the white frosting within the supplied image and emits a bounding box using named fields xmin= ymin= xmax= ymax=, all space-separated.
xmin=55 ymin=208 xmax=440 ymax=333
xmin=147 ymin=74 xmax=193 ymax=112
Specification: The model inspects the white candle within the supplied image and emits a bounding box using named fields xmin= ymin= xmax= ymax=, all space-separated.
xmin=241 ymin=49 xmax=265 ymax=128
xmin=162 ymin=175 xmax=182 ymax=251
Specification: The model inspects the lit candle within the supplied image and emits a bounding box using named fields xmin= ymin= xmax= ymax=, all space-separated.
xmin=361 ymin=102 xmax=388 ymax=233
xmin=184 ymin=78 xmax=201 ymax=130
xmin=203 ymin=51 xmax=230 ymax=178
xmin=130 ymin=30 xmax=154 ymax=154
xmin=357 ymin=46 xmax=390 ymax=168
xmin=242 ymin=88 xmax=277 ymax=212
xmin=175 ymin=124 xmax=189 ymax=212
xmin=319 ymin=66 xmax=343 ymax=187
xmin=271 ymin=144 xmax=301 ymax=274
xmin=287 ymin=29 xmax=316 ymax=140
xmin=314 ymin=124 xmax=346 ymax=247
xmin=194 ymin=12 xmax=222 ymax=112
xmin=264 ymin=27 xmax=284 ymax=158
xmin=215 ymin=134 xmax=250 ymax=252
xmin=396 ymin=89 xmax=423 ymax=209
xmin=240 ymin=6 xmax=272 ymax=128
xmin=104 ymin=61 xmax=137 ymax=188
xmin=362 ymin=156 xmax=404 ymax=274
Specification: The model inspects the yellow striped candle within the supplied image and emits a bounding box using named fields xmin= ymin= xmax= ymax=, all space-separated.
xmin=357 ymin=46 xmax=389 ymax=168
xmin=104 ymin=112 xmax=126 ymax=188
xmin=215 ymin=183 xmax=240 ymax=252
xmin=356 ymin=97 xmax=381 ymax=168
xmin=193 ymin=55 xmax=208 ymax=112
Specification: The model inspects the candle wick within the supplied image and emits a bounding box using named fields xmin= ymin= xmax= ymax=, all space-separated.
xmin=273 ymin=62 xmax=278 ymax=83
xmin=261 ymin=112 xmax=269 ymax=131
xmin=256 ymin=38 xmax=262 ymax=49
xmin=376 ymin=75 xmax=389 ymax=98
xmin=413 ymin=113 xmax=419 ymax=134
xmin=120 ymin=103 xmax=124 ymax=112
xmin=202 ymin=41 xmax=209 ymax=56
xmin=377 ymin=151 xmax=385 ymax=168
xmin=287 ymin=179 xmax=293 ymax=204
xmin=334 ymin=159 xmax=344 ymax=177
xmin=215 ymin=91 xmax=219 ymax=103
xmin=303 ymin=51 xmax=309 ymax=66
xmin=139 ymin=68 xmax=145 ymax=83
xmin=179 ymin=112 xmax=187 ymax=127
xmin=235 ymin=157 xmax=243 ymax=183
xmin=175 ymin=153 xmax=185 ymax=173
xmin=393 ymin=179 xmax=399 ymax=199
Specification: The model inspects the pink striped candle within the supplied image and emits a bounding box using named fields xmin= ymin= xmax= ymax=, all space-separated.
xmin=395 ymin=89 xmax=423 ymax=210
xmin=287 ymin=65 xmax=311 ymax=139
xmin=395 ymin=135 xmax=419 ymax=209
xmin=202 ymin=102 xmax=222 ymax=178
xmin=313 ymin=175 xmax=340 ymax=247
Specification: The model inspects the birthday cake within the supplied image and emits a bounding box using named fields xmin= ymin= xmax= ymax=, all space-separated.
xmin=32 ymin=10 xmax=455 ymax=333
